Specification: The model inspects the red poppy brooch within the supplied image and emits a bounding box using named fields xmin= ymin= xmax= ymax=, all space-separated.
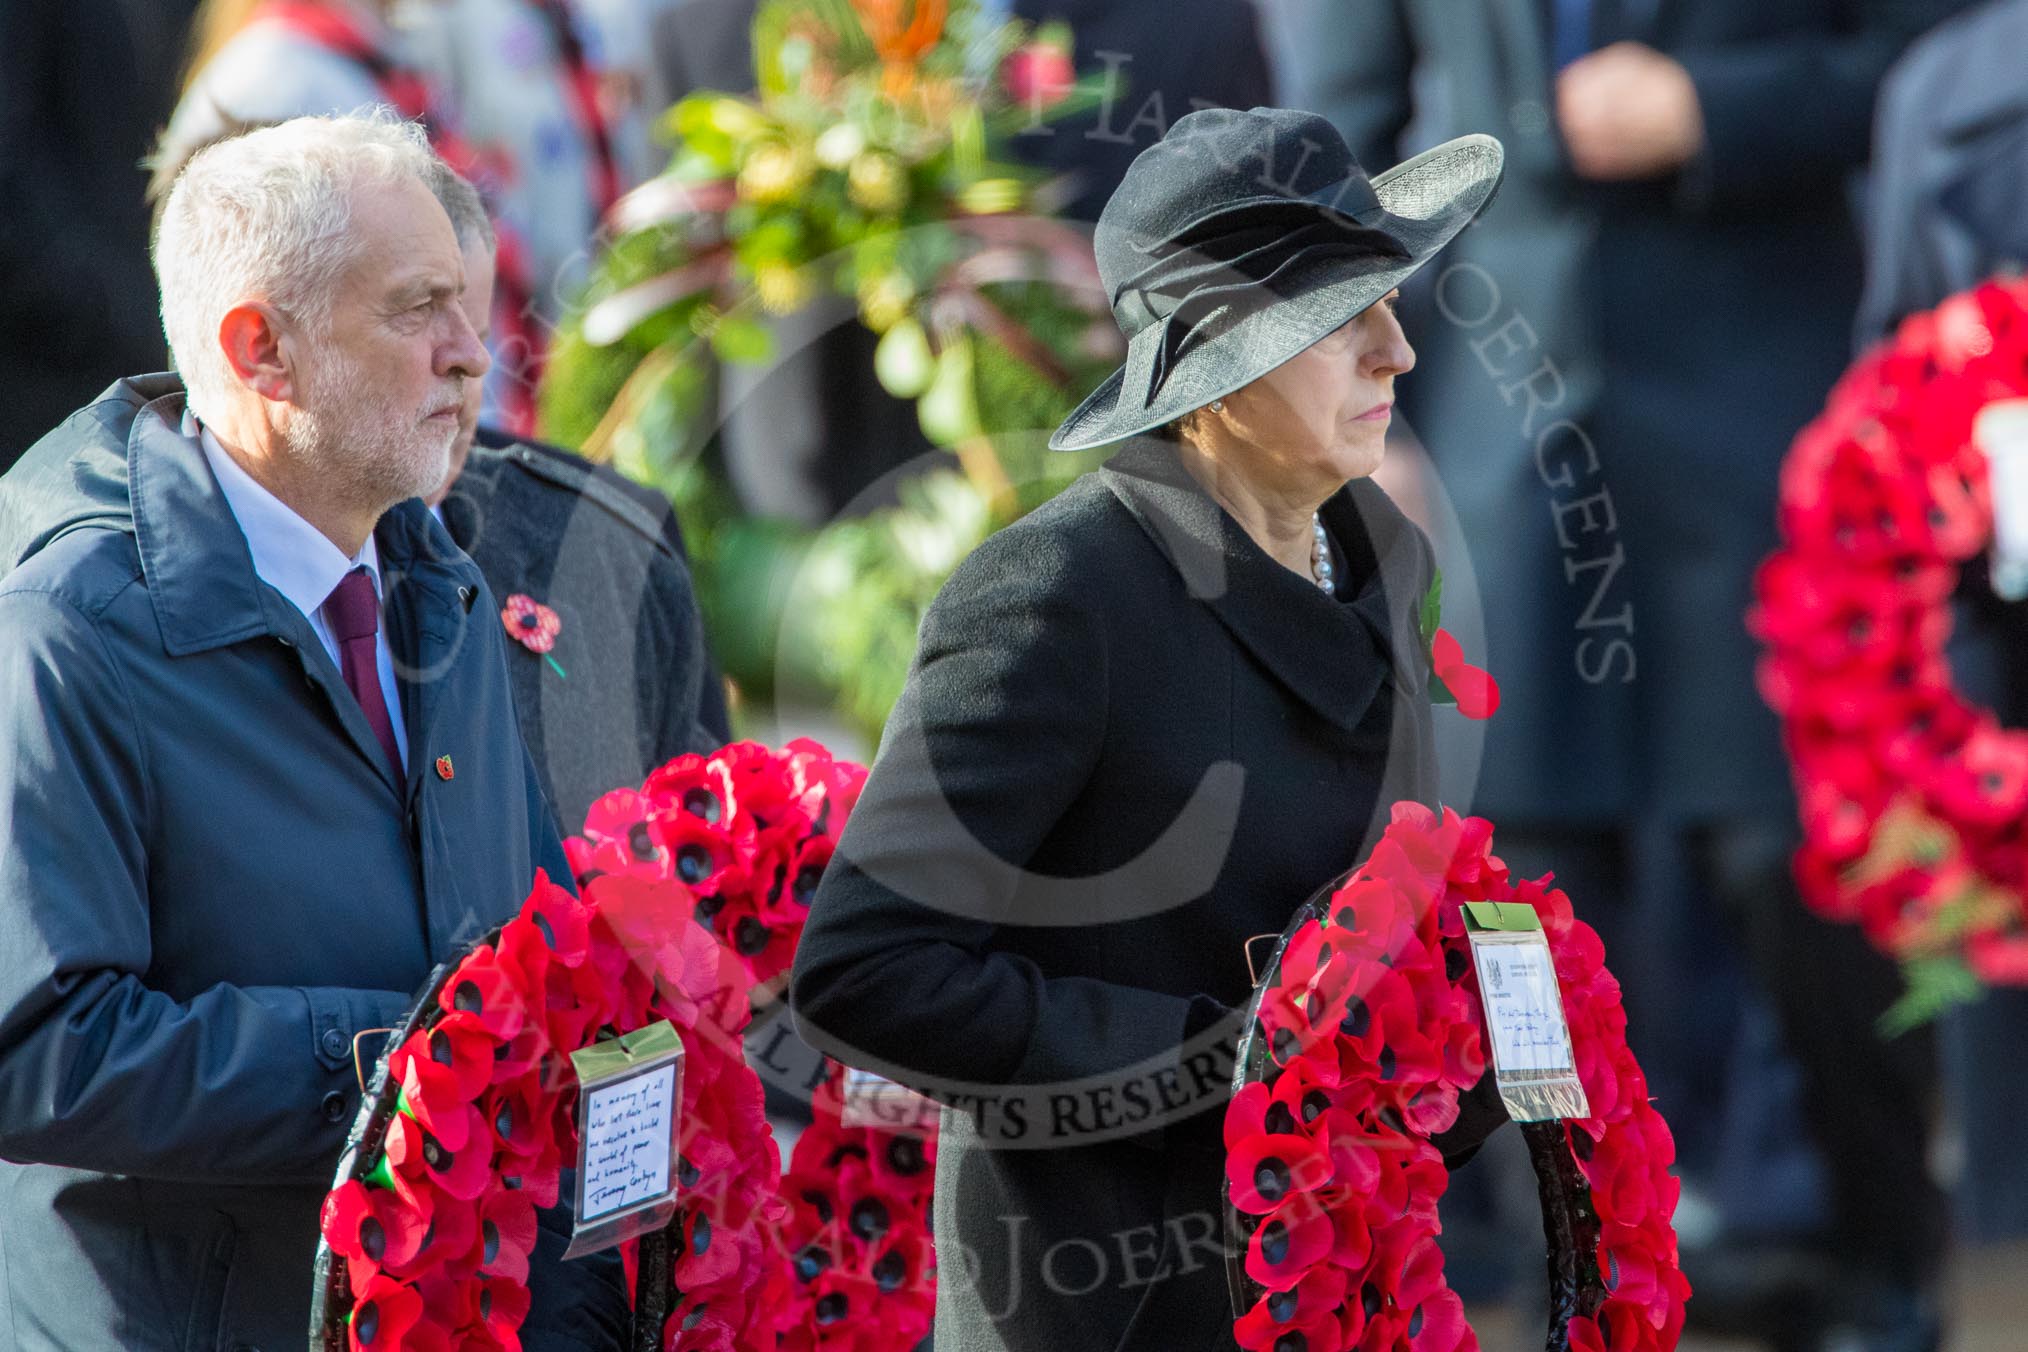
xmin=501 ymin=594 xmax=567 ymax=679
xmin=1420 ymin=573 xmax=1500 ymax=720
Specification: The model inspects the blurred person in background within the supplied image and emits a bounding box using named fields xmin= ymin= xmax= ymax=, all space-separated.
xmin=163 ymin=0 xmax=636 ymax=433
xmin=1278 ymin=1 xmax=1971 ymax=1349
xmin=0 ymin=0 xmax=201 ymax=470
xmin=424 ymin=160 xmax=732 ymax=827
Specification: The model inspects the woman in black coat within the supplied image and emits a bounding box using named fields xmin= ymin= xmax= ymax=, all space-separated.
xmin=790 ymin=109 xmax=1507 ymax=1352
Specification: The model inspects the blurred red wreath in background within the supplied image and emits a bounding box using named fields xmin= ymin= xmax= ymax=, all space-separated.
xmin=1753 ymin=279 xmax=2028 ymax=1007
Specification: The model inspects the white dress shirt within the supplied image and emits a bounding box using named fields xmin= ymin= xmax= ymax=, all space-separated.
xmin=194 ymin=417 xmax=410 ymax=772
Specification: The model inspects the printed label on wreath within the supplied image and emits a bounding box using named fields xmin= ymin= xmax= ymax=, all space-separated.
xmin=1976 ymin=400 xmax=2028 ymax=600
xmin=564 ymin=1019 xmax=685 ymax=1258
xmin=1463 ymin=906 xmax=1590 ymax=1122
xmin=839 ymin=1067 xmax=940 ymax=1131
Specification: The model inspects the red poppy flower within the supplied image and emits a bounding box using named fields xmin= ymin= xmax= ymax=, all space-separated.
xmin=385 ymin=1109 xmax=494 ymax=1202
xmin=435 ymin=949 xmax=529 ymax=1042
xmin=499 ymin=594 xmax=561 ymax=654
xmin=471 ymin=1188 xmax=538 ymax=1286
xmin=347 ymin=1273 xmax=426 ymax=1350
xmin=323 ymin=1179 xmax=433 ymax=1285
xmin=1429 ymin=627 xmax=1500 ymax=719
xmin=1244 ymin=1192 xmax=1336 ymax=1289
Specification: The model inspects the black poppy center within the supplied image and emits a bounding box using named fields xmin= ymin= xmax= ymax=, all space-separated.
xmin=1362 ymin=1283 xmax=1383 ymax=1318
xmin=480 ymin=1288 xmax=492 ymax=1320
xmin=1409 ymin=1305 xmax=1425 ymax=1337
xmin=1301 ymin=1090 xmax=1330 ymax=1124
xmin=421 ymin=1131 xmax=451 ymax=1172
xmin=690 ymin=1213 xmax=713 ymax=1255
xmin=1341 ymin=999 xmax=1370 ymax=1039
xmin=682 ymin=787 xmax=722 ymax=823
xmin=452 ymin=980 xmax=483 ymax=1015
xmin=734 ymin=916 xmax=769 ymax=956
xmin=849 ymin=1197 xmax=891 ymax=1241
xmin=1263 ymin=1102 xmax=1296 ymax=1136
xmin=814 ymin=1293 xmax=848 ymax=1325
xmin=359 ymin=1215 xmax=386 ymax=1262
xmin=355 ymin=1300 xmax=381 ymax=1344
xmin=628 ymin=822 xmax=658 ymax=861
xmin=495 ymin=1101 xmax=515 ymax=1140
xmin=676 ymin=843 xmax=714 ymax=883
xmin=1378 ymin=1047 xmax=1397 ymax=1081
xmin=1273 ymin=1333 xmax=1308 ymax=1352
xmin=794 ymin=1244 xmax=831 ymax=1282
xmin=482 ymin=1220 xmax=501 ymax=1265
xmin=517 ymin=612 xmax=539 ymax=630
xmin=677 ymin=1155 xmax=701 ymax=1187
xmin=533 ymin=912 xmax=557 ymax=948
xmin=873 ymin=1250 xmax=908 ymax=1292
xmin=793 ymin=866 xmax=823 ymax=905
xmin=1266 ymin=1287 xmax=1299 ymax=1322
xmin=1445 ymin=948 xmax=1468 ymax=982
xmin=1254 ymin=1156 xmax=1291 ymax=1204
xmin=1270 ymin=1026 xmax=1299 ymax=1062
xmin=886 ymin=1135 xmax=926 ymax=1176
xmin=1258 ymin=1219 xmax=1290 ymax=1266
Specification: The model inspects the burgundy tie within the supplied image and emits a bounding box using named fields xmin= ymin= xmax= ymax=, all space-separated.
xmin=322 ymin=567 xmax=404 ymax=781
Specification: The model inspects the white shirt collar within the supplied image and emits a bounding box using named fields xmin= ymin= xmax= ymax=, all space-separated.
xmin=190 ymin=413 xmax=382 ymax=620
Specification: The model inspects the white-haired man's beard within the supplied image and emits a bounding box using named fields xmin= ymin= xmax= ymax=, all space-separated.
xmin=276 ymin=345 xmax=463 ymax=514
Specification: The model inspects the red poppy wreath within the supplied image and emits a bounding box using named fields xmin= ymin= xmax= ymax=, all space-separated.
xmin=1224 ymin=804 xmax=1688 ymax=1352
xmin=312 ymin=740 xmax=943 ymax=1351
xmin=1753 ymin=278 xmax=2028 ymax=1009
xmin=312 ymin=868 xmax=782 ymax=1351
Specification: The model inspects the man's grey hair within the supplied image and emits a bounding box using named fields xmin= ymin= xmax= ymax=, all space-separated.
xmin=154 ymin=110 xmax=445 ymax=423
xmin=427 ymin=160 xmax=496 ymax=256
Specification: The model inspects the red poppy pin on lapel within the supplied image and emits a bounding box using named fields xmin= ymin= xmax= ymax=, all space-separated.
xmin=501 ymin=594 xmax=567 ymax=679
xmin=436 ymin=755 xmax=455 ymax=781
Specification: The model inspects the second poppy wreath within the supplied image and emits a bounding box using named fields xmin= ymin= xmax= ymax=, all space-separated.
xmin=1753 ymin=277 xmax=2028 ymax=1025
xmin=1223 ymin=804 xmax=1689 ymax=1352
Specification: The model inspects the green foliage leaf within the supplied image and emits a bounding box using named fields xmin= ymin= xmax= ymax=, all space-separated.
xmin=1419 ymin=569 xmax=1444 ymax=649
xmin=711 ymin=314 xmax=775 ymax=365
xmin=917 ymin=335 xmax=983 ymax=445
xmin=1879 ymin=955 xmax=1985 ymax=1038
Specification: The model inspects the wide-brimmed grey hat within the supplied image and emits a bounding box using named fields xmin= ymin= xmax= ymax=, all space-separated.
xmin=1049 ymin=107 xmax=1504 ymax=452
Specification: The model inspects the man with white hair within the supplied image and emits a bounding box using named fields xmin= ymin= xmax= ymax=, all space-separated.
xmin=0 ymin=114 xmax=621 ymax=1349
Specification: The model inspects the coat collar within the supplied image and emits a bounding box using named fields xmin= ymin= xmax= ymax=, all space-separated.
xmin=1099 ymin=436 xmax=1430 ymax=734
xmin=126 ymin=384 xmax=479 ymax=658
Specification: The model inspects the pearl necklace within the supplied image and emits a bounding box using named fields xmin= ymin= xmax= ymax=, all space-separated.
xmin=1310 ymin=513 xmax=1334 ymax=594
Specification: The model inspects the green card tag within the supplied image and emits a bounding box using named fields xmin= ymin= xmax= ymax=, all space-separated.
xmin=1462 ymin=900 xmax=1543 ymax=933
xmin=568 ymin=1018 xmax=683 ymax=1084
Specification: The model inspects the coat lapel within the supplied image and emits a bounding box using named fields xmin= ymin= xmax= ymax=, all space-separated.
xmin=376 ymin=500 xmax=484 ymax=811
xmin=1099 ymin=438 xmax=1429 ymax=736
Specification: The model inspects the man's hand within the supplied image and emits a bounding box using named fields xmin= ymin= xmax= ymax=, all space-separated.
xmin=1555 ymin=41 xmax=1706 ymax=181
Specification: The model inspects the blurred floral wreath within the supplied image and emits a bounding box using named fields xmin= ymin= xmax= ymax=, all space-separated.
xmin=1225 ymin=805 xmax=1687 ymax=1352
xmin=1753 ymin=278 xmax=2028 ymax=1028
xmin=315 ymin=741 xmax=940 ymax=1351
xmin=536 ymin=0 xmax=1124 ymax=739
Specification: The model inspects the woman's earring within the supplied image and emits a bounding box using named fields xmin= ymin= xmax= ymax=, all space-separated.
xmin=1209 ymin=399 xmax=1224 ymax=413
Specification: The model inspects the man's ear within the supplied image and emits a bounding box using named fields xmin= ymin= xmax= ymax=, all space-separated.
xmin=217 ymin=301 xmax=299 ymax=403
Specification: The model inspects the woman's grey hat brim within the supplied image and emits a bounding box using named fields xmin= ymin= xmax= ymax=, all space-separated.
xmin=1048 ymin=133 xmax=1505 ymax=453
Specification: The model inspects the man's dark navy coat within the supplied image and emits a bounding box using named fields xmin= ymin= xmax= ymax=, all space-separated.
xmin=0 ymin=375 xmax=577 ymax=1350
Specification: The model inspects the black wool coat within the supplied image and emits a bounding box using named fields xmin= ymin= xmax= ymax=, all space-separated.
xmin=443 ymin=430 xmax=729 ymax=832
xmin=791 ymin=438 xmax=1451 ymax=1352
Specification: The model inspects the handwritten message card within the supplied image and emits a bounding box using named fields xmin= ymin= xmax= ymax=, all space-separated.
xmin=566 ymin=1020 xmax=685 ymax=1257
xmin=580 ymin=1063 xmax=678 ymax=1224
xmin=1471 ymin=939 xmax=1574 ymax=1075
